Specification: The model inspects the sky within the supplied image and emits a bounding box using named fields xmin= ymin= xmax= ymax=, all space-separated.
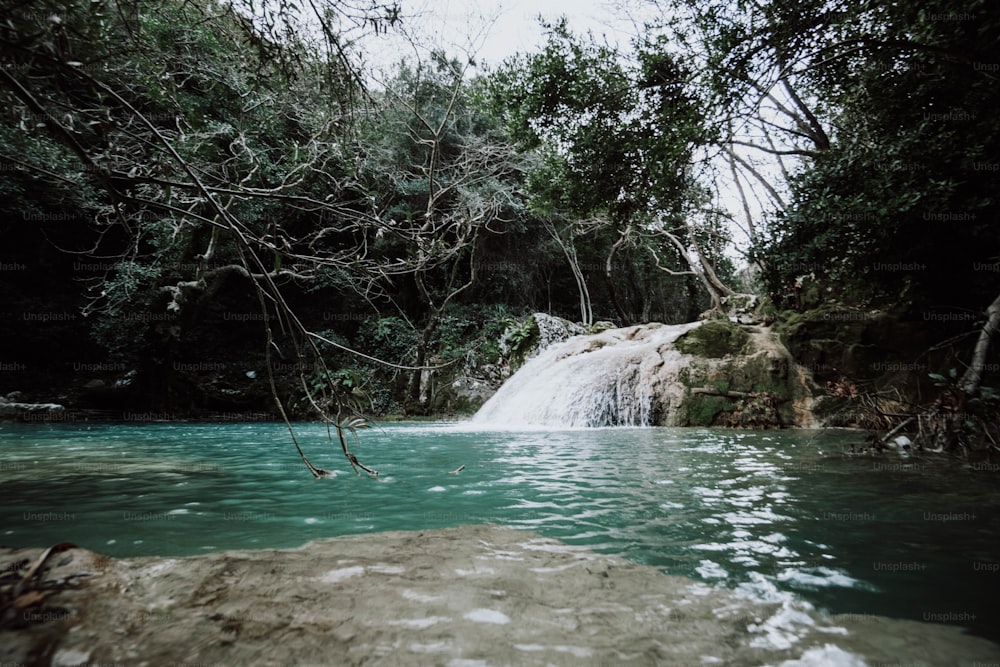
xmin=359 ymin=0 xmax=657 ymax=73
xmin=354 ymin=0 xmax=783 ymax=263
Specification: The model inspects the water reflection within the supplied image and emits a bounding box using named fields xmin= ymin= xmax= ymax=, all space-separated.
xmin=0 ymin=423 xmax=997 ymax=642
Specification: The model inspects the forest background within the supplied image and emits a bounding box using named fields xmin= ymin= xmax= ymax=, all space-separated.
xmin=1 ymin=0 xmax=997 ymax=454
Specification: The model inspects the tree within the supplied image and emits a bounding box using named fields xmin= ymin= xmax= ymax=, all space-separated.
xmin=483 ymin=21 xmax=731 ymax=320
xmin=752 ymin=0 xmax=1000 ymax=314
xmin=352 ymin=55 xmax=523 ymax=411
xmin=539 ymin=215 xmax=593 ymax=326
xmin=635 ymin=0 xmax=845 ymax=268
xmin=0 ymin=0 xmax=499 ymax=475
xmin=655 ymin=0 xmax=1000 ymax=451
xmin=634 ymin=0 xmax=998 ymax=315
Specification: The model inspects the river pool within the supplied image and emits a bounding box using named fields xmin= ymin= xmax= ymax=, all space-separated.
xmin=1 ymin=422 xmax=998 ymax=645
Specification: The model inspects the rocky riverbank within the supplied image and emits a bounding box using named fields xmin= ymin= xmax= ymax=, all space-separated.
xmin=0 ymin=394 xmax=65 ymax=421
xmin=3 ymin=525 xmax=998 ymax=666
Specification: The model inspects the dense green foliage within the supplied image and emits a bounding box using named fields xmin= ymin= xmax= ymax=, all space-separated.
xmin=750 ymin=0 xmax=1000 ymax=314
xmin=1 ymin=0 xmax=997 ymax=450
xmin=483 ymin=21 xmax=707 ymax=223
xmin=481 ymin=21 xmax=732 ymax=319
xmin=0 ymin=0 xmax=703 ymax=417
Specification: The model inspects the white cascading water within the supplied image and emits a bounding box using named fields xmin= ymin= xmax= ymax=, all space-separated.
xmin=472 ymin=321 xmax=703 ymax=428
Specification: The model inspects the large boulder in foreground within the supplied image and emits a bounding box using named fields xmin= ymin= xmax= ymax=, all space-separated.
xmin=3 ymin=526 xmax=998 ymax=666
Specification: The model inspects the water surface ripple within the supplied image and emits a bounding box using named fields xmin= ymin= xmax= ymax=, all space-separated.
xmin=1 ymin=422 xmax=997 ymax=642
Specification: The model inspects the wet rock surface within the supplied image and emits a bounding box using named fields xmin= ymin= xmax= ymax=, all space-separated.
xmin=473 ymin=321 xmax=815 ymax=428
xmin=0 ymin=395 xmax=65 ymax=421
xmin=2 ymin=525 xmax=998 ymax=666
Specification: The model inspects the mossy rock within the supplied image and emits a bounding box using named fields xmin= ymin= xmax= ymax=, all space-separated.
xmin=587 ymin=321 xmax=615 ymax=334
xmin=683 ymin=394 xmax=735 ymax=426
xmin=444 ymin=393 xmax=479 ymax=416
xmin=676 ymin=320 xmax=751 ymax=358
xmin=726 ymin=393 xmax=781 ymax=429
xmin=674 ymin=333 xmax=803 ymax=428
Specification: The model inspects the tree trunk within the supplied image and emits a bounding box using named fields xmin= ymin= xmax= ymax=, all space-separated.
xmin=407 ymin=318 xmax=436 ymax=409
xmin=959 ymin=290 xmax=1000 ymax=395
xmin=653 ymin=226 xmax=731 ymax=313
xmin=543 ymin=218 xmax=592 ymax=325
xmin=605 ymin=234 xmax=630 ymax=324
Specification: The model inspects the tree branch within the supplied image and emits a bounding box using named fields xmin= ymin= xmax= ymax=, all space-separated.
xmin=959 ymin=291 xmax=1000 ymax=395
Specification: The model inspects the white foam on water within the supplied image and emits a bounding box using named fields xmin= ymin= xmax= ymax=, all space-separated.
xmin=777 ymin=566 xmax=876 ymax=591
xmin=408 ymin=641 xmax=451 ymax=653
xmin=696 ymin=559 xmax=729 ymax=579
xmin=464 ymin=608 xmax=510 ymax=624
xmin=514 ymin=644 xmax=594 ymax=658
xmin=529 ymin=561 xmax=586 ymax=574
xmin=519 ymin=538 xmax=595 ymax=556
xmin=319 ymin=565 xmax=365 ymax=583
xmin=766 ymin=644 xmax=870 ymax=667
xmin=388 ymin=616 xmax=450 ymax=628
xmin=401 ymin=589 xmax=441 ymax=603
xmin=748 ymin=603 xmax=818 ymax=650
xmin=471 ymin=322 xmax=700 ymax=427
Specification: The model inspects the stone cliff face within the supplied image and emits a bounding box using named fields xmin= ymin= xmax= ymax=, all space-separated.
xmin=472 ymin=319 xmax=814 ymax=428
xmin=674 ymin=320 xmax=817 ymax=428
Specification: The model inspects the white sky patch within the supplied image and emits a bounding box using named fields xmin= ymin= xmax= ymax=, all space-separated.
xmin=360 ymin=0 xmax=646 ymax=73
xmin=356 ymin=0 xmax=802 ymax=269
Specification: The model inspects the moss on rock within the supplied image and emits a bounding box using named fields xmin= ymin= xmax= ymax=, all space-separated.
xmin=673 ymin=326 xmax=811 ymax=428
xmin=587 ymin=321 xmax=616 ymax=334
xmin=675 ymin=320 xmax=751 ymax=358
xmin=684 ymin=394 xmax=735 ymax=426
xmin=772 ymin=305 xmax=936 ymax=383
xmin=502 ymin=317 xmax=540 ymax=369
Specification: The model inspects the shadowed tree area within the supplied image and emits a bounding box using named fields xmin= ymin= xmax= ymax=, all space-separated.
xmin=1 ymin=0 xmax=998 ymax=462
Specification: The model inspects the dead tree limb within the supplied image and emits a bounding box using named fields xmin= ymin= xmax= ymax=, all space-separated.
xmin=959 ymin=290 xmax=1000 ymax=395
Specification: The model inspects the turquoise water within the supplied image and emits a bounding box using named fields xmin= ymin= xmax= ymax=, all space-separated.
xmin=1 ymin=422 xmax=998 ymax=643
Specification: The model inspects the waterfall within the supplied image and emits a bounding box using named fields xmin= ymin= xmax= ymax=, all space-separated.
xmin=472 ymin=322 xmax=702 ymax=428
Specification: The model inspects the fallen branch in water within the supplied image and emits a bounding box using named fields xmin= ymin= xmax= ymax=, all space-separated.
xmin=335 ymin=417 xmax=379 ymax=476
